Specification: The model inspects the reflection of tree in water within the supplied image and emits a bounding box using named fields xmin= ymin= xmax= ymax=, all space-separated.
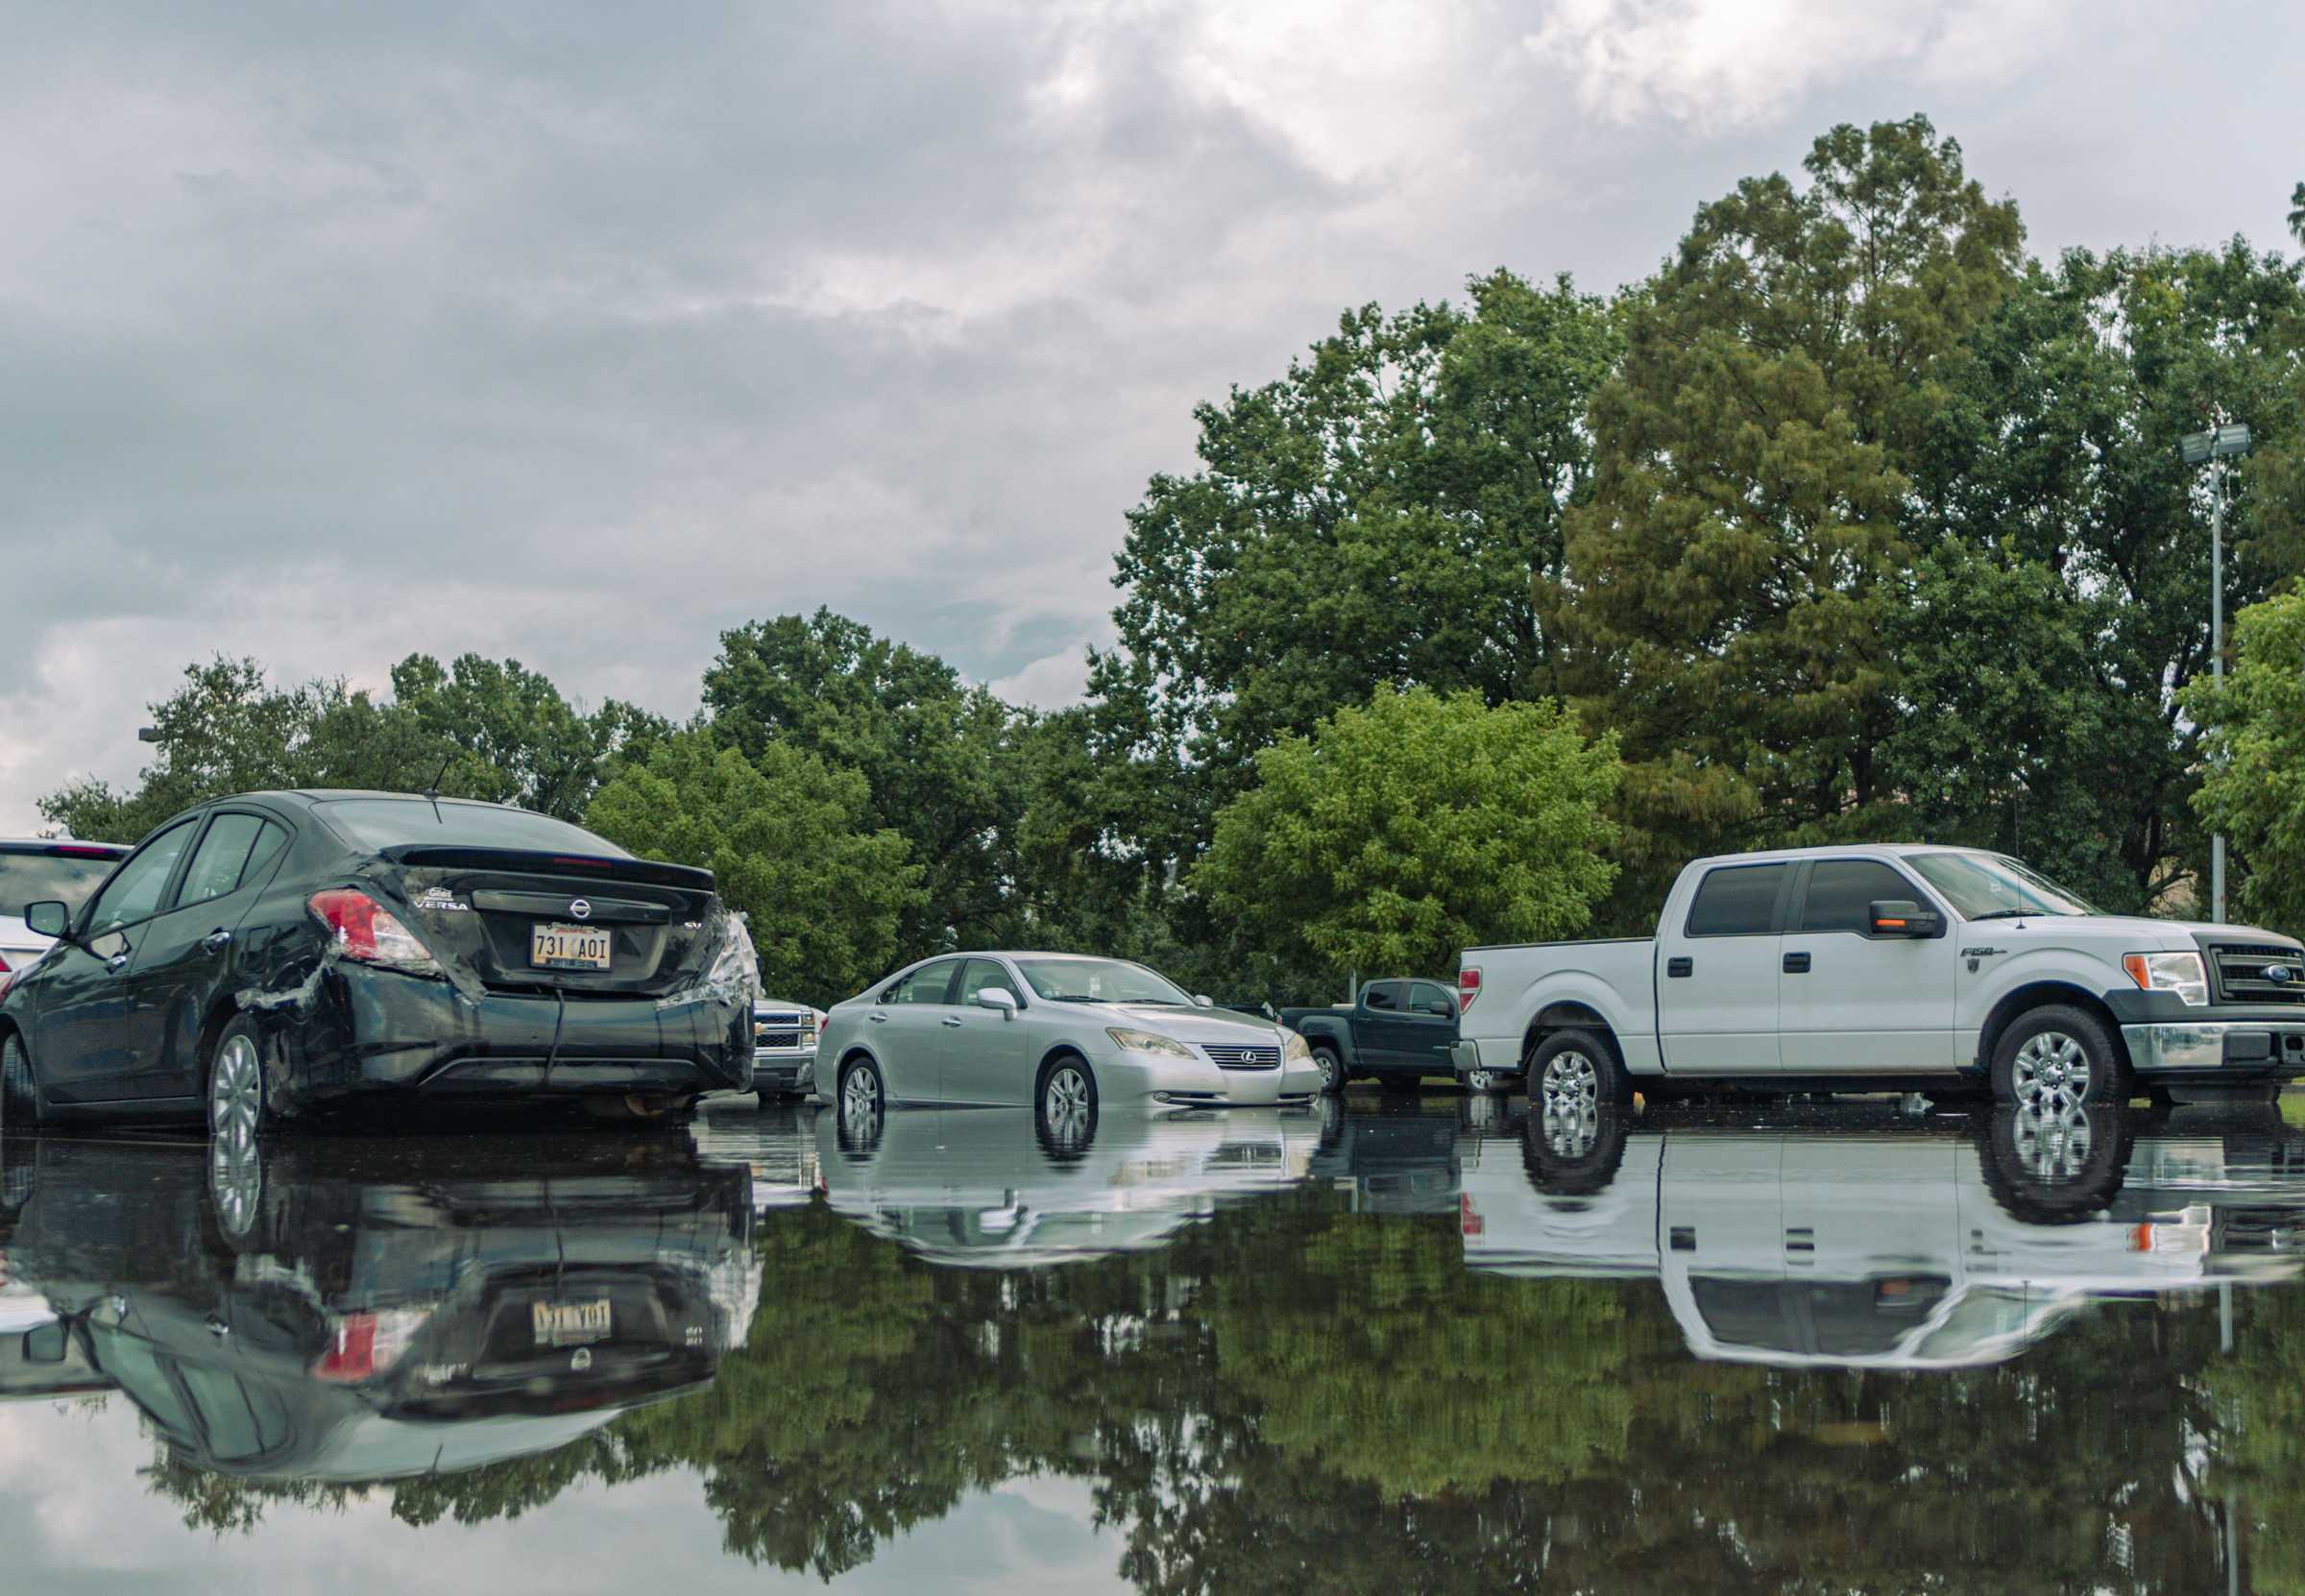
xmin=149 ymin=1190 xmax=2268 ymax=1591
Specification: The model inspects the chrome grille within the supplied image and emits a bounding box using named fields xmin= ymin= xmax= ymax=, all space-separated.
xmin=2209 ymin=943 xmax=2305 ymax=1005
xmin=1203 ymin=1044 xmax=1281 ymax=1071
xmin=755 ymin=1030 xmax=803 ymax=1050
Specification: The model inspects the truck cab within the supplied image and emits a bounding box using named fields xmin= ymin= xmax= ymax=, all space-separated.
xmin=1279 ymin=979 xmax=1461 ymax=1093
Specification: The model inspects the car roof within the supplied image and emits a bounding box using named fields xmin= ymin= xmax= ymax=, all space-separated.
xmin=1686 ymin=843 xmax=1994 ymax=867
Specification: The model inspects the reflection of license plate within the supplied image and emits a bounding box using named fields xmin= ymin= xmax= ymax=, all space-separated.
xmin=531 ymin=1298 xmax=612 ymax=1346
xmin=531 ymin=923 xmax=611 ymax=971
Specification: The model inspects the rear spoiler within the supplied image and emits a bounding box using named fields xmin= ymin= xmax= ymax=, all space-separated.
xmin=379 ymin=845 xmax=716 ymax=892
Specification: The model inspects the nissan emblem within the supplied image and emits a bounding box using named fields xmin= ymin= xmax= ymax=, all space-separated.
xmin=570 ymin=899 xmax=592 ymax=921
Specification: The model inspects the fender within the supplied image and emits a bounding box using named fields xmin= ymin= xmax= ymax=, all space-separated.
xmin=1288 ymin=1012 xmax=1357 ymax=1067
xmin=1499 ymin=967 xmax=1661 ymax=1074
xmin=1958 ymin=947 xmax=2132 ymax=1067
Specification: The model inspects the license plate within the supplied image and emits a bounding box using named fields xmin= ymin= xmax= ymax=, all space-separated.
xmin=531 ymin=1298 xmax=612 ymax=1346
xmin=531 ymin=922 xmax=611 ymax=971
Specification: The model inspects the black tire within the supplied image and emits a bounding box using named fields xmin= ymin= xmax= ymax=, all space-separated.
xmin=1523 ymin=1105 xmax=1630 ymax=1196
xmin=1526 ymin=1028 xmax=1631 ymax=1111
xmin=1309 ymin=1045 xmax=1347 ymax=1096
xmin=1990 ymin=1004 xmax=2123 ymax=1110
xmin=1035 ymin=1054 xmax=1099 ymax=1161
xmin=1978 ymin=1104 xmax=2130 ymax=1224
xmin=206 ymin=1016 xmax=270 ymax=1148
xmin=1 ymin=1030 xmax=41 ymax=1134
xmin=835 ymin=1057 xmax=886 ymax=1155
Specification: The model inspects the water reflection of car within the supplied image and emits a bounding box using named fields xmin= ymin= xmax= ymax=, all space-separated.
xmin=1460 ymin=1106 xmax=2305 ymax=1369
xmin=0 ymin=792 xmax=759 ymax=1141
xmin=814 ymin=1105 xmax=1320 ymax=1268
xmin=814 ymin=953 xmax=1323 ymax=1135
xmin=749 ymin=995 xmax=824 ymax=1104
xmin=1307 ymin=1097 xmax=1463 ymax=1214
xmin=0 ymin=1133 xmax=754 ymax=1481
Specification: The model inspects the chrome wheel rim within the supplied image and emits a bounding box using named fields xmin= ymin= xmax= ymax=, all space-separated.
xmin=840 ymin=1065 xmax=882 ymax=1121
xmin=1541 ymin=1051 xmax=1600 ymax=1111
xmin=208 ymin=1035 xmax=263 ymax=1148
xmin=1541 ymin=1100 xmax=1601 ymax=1160
xmin=1467 ymin=1068 xmax=1496 ymax=1094
xmin=2010 ymin=1031 xmax=2092 ymax=1112
xmin=1315 ymin=1051 xmax=1341 ymax=1091
xmin=208 ymin=1135 xmax=262 ymax=1239
xmin=1043 ymin=1066 xmax=1093 ymax=1142
xmin=2009 ymin=1102 xmax=2095 ymax=1183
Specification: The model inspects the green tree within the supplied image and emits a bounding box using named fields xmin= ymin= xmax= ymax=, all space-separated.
xmin=1193 ymin=688 xmax=1618 ymax=978
xmin=585 ymin=730 xmax=924 ymax=1006
xmin=2184 ymin=589 xmax=2305 ymax=934
xmin=389 ymin=653 xmax=667 ymax=819
xmin=1549 ymin=116 xmax=2025 ymax=915
xmin=1086 ymin=270 xmax=1621 ymax=884
xmin=701 ymin=610 xmax=1020 ymax=957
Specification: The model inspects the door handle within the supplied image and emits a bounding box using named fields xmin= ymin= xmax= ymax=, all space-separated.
xmin=868 ymin=1012 xmax=887 ymax=1024
xmin=940 ymin=1016 xmax=964 ymax=1028
xmin=203 ymin=929 xmax=232 ymax=953
xmin=1783 ymin=952 xmax=1811 ymax=974
xmin=1666 ymin=956 xmax=1692 ymax=979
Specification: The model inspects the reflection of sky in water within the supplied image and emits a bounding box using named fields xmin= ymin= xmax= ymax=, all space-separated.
xmin=0 ymin=1396 xmax=1126 ymax=1593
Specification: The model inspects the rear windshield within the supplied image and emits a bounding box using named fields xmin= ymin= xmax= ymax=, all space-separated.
xmin=314 ymin=800 xmax=630 ymax=858
xmin=0 ymin=851 xmax=124 ymax=918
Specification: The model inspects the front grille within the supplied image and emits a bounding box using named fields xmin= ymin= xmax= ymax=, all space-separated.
xmin=2208 ymin=943 xmax=2305 ymax=1005
xmin=1203 ymin=1045 xmax=1281 ymax=1071
xmin=755 ymin=1030 xmax=803 ymax=1050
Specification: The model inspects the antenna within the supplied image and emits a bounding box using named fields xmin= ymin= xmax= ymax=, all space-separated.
xmin=423 ymin=752 xmax=451 ymax=823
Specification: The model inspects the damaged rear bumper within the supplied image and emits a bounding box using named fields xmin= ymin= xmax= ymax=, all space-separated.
xmin=262 ymin=963 xmax=753 ymax=1116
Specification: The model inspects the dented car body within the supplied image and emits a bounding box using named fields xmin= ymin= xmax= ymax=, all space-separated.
xmin=0 ymin=791 xmax=756 ymax=1135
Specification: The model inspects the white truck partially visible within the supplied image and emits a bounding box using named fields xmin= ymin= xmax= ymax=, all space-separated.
xmin=1450 ymin=844 xmax=2305 ymax=1108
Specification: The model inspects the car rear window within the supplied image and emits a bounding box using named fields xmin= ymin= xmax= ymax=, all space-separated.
xmin=315 ymin=800 xmax=630 ymax=858
xmin=1685 ymin=862 xmax=1789 ymax=937
xmin=0 ymin=850 xmax=124 ymax=918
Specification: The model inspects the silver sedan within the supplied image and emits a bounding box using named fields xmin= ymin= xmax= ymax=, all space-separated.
xmin=813 ymin=952 xmax=1322 ymax=1134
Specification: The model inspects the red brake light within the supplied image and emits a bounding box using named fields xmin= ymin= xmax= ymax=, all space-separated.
xmin=312 ymin=1314 xmax=380 ymax=1382
xmin=50 ymin=845 xmax=120 ymax=858
xmin=1459 ymin=967 xmax=1482 ymax=1013
xmin=0 ymin=950 xmax=11 ymax=974
xmin=307 ymin=889 xmax=436 ymax=968
xmin=1460 ymin=1193 xmax=1484 ymax=1237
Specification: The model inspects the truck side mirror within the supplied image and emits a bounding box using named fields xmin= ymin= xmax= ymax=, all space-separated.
xmin=22 ymin=901 xmax=70 ymax=941
xmin=1870 ymin=899 xmax=1943 ymax=939
xmin=1422 ymin=1000 xmax=1453 ymax=1016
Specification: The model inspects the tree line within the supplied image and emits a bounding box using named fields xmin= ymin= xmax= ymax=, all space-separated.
xmin=45 ymin=115 xmax=2305 ymax=1003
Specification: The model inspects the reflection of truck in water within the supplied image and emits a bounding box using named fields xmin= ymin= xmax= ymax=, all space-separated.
xmin=1459 ymin=1110 xmax=2305 ymax=1369
xmin=0 ymin=1135 xmax=756 ymax=1481
xmin=816 ymin=1105 xmax=1322 ymax=1268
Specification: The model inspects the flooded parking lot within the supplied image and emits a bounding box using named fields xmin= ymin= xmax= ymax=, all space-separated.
xmin=3 ymin=1095 xmax=2303 ymax=1593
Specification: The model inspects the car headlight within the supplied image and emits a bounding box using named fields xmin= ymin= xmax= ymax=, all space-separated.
xmin=1283 ymin=1030 xmax=1311 ymax=1064
xmin=1106 ymin=1028 xmax=1198 ymax=1062
xmin=2123 ymin=951 xmax=2208 ymax=1007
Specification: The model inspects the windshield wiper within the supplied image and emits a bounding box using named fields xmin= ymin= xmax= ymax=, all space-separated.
xmin=1968 ymin=907 xmax=2062 ymax=922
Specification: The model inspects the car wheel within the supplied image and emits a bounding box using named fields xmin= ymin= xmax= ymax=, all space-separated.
xmin=1991 ymin=1004 xmax=2122 ymax=1111
xmin=1977 ymin=1103 xmax=2129 ymax=1224
xmin=1310 ymin=1046 xmax=1346 ymax=1095
xmin=206 ymin=1017 xmax=269 ymax=1149
xmin=837 ymin=1057 xmax=886 ymax=1146
xmin=1523 ymin=1104 xmax=1629 ymax=1195
xmin=1464 ymin=1066 xmax=1508 ymax=1096
xmin=1 ymin=1031 xmax=41 ymax=1134
xmin=206 ymin=1130 xmax=267 ymax=1247
xmin=1035 ymin=1055 xmax=1099 ymax=1160
xmin=1527 ymin=1028 xmax=1631 ymax=1111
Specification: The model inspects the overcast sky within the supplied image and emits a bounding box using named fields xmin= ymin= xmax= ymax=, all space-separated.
xmin=3 ymin=0 xmax=2299 ymax=832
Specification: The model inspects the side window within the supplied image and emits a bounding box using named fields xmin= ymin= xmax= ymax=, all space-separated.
xmin=1408 ymin=981 xmax=1456 ymax=1016
xmin=1799 ymin=860 xmax=1919 ymax=935
xmin=1363 ymin=981 xmax=1406 ymax=1011
xmin=1685 ymin=863 xmax=1789 ymax=938
xmin=175 ymin=814 xmax=268 ymax=909
xmin=239 ymin=821 xmax=289 ymax=889
xmin=85 ymin=821 xmax=198 ymax=934
xmin=884 ymin=961 xmax=958 ymax=1005
xmin=957 ymin=959 xmax=1016 ymax=1006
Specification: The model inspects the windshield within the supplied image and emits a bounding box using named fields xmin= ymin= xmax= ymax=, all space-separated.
xmin=1013 ymin=957 xmax=1193 ymax=1006
xmin=1906 ymin=852 xmax=2099 ymax=920
xmin=316 ymin=799 xmax=629 ymax=858
xmin=0 ymin=850 xmax=123 ymax=918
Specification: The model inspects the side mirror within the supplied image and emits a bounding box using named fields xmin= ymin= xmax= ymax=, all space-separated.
xmin=20 ymin=1320 xmax=68 ymax=1365
xmin=1193 ymin=994 xmax=1214 ymax=1009
xmin=1423 ymin=1000 xmax=1454 ymax=1016
xmin=1870 ymin=899 xmax=1944 ymax=939
xmin=974 ymin=986 xmax=1019 ymax=1020
xmin=22 ymin=901 xmax=69 ymax=941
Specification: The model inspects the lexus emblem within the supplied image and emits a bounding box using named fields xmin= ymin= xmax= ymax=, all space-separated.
xmin=2267 ymin=964 xmax=2293 ymax=985
xmin=570 ymin=899 xmax=592 ymax=921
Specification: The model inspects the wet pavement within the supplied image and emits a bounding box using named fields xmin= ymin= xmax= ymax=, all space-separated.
xmin=4 ymin=1093 xmax=2304 ymax=1592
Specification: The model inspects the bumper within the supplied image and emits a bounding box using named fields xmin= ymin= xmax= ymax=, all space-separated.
xmin=2121 ymin=1019 xmax=2305 ymax=1075
xmin=263 ymin=964 xmax=754 ymax=1116
xmin=750 ymin=1050 xmax=816 ymax=1093
xmin=1120 ymin=1051 xmax=1323 ymax=1108
xmin=1449 ymin=1039 xmax=1516 ymax=1080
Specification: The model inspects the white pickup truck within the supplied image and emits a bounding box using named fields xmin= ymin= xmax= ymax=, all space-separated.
xmin=1449 ymin=844 xmax=2305 ymax=1107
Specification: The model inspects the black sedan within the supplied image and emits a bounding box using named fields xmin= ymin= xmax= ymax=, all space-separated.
xmin=0 ymin=790 xmax=758 ymax=1139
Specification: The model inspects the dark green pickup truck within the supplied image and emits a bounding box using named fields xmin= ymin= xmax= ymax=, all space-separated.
xmin=1277 ymin=979 xmax=1464 ymax=1095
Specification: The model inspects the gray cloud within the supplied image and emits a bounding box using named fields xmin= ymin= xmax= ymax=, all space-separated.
xmin=2 ymin=0 xmax=2300 ymax=828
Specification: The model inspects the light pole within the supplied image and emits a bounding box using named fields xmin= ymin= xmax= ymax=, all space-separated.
xmin=2181 ymin=422 xmax=2252 ymax=924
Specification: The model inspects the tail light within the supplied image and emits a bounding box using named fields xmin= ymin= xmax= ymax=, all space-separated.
xmin=1460 ymin=1193 xmax=1484 ymax=1238
xmin=1458 ymin=967 xmax=1482 ymax=1013
xmin=307 ymin=889 xmax=437 ymax=969
xmin=0 ymin=949 xmax=12 ymax=973
xmin=310 ymin=1307 xmax=431 ymax=1383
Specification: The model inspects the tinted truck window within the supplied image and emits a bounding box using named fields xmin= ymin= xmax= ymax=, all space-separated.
xmin=1799 ymin=859 xmax=1916 ymax=934
xmin=1685 ymin=863 xmax=1788 ymax=937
